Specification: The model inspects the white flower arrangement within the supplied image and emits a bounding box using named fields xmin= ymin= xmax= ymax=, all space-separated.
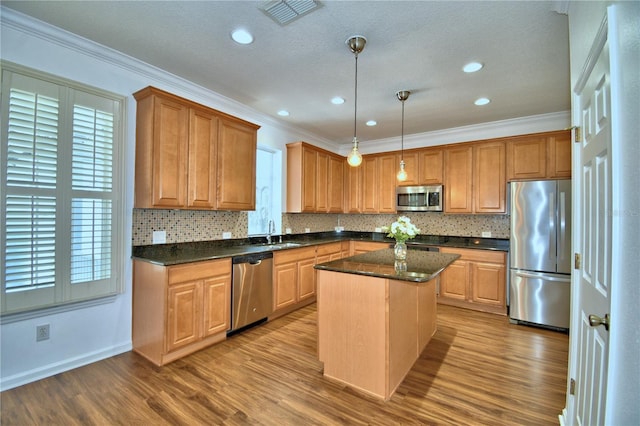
xmin=384 ymin=216 xmax=420 ymax=243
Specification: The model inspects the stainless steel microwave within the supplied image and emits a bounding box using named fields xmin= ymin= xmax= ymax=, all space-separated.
xmin=396 ymin=185 xmax=443 ymax=212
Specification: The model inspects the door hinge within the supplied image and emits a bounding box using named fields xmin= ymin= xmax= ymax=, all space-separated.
xmin=566 ymin=126 xmax=582 ymax=143
xmin=574 ymin=253 xmax=581 ymax=270
xmin=570 ymin=378 xmax=576 ymax=395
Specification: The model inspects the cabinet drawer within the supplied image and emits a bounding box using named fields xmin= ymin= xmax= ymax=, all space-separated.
xmin=439 ymin=247 xmax=506 ymax=264
xmin=316 ymin=242 xmax=342 ymax=257
xmin=273 ymin=246 xmax=316 ymax=265
xmin=168 ymin=258 xmax=231 ymax=284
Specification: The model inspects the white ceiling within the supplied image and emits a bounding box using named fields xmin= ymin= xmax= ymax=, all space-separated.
xmin=2 ymin=1 xmax=570 ymax=147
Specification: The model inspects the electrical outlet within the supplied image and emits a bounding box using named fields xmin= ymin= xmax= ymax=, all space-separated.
xmin=285 ymin=228 xmax=292 ymax=234
xmin=222 ymin=232 xmax=232 ymax=239
xmin=152 ymin=230 xmax=166 ymax=244
xmin=375 ymin=227 xmax=382 ymax=233
xmin=304 ymin=228 xmax=311 ymax=233
xmin=334 ymin=226 xmax=344 ymax=232
xmin=482 ymin=231 xmax=492 ymax=238
xmin=36 ymin=324 xmax=50 ymax=341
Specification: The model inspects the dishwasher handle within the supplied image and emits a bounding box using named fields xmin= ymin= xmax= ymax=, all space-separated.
xmin=232 ymin=251 xmax=273 ymax=264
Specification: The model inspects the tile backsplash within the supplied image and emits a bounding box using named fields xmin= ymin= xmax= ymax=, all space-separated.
xmin=133 ymin=209 xmax=509 ymax=246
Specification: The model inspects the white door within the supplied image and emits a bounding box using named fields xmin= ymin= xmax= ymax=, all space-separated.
xmin=569 ymin=13 xmax=612 ymax=425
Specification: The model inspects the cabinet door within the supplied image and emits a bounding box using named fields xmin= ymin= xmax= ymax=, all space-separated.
xmin=361 ymin=156 xmax=379 ymax=213
xmin=474 ymin=141 xmax=506 ymax=214
xmin=344 ymin=164 xmax=361 ymax=213
xmin=216 ymin=119 xmax=257 ymax=210
xmin=151 ymin=95 xmax=189 ymax=208
xmin=506 ymin=135 xmax=547 ymax=181
xmin=202 ymin=274 xmax=231 ymax=336
xmin=316 ymin=151 xmax=328 ymax=212
xmin=167 ymin=281 xmax=202 ymax=352
xmin=378 ymin=154 xmax=398 ymax=213
xmin=188 ymin=107 xmax=218 ymax=208
xmin=327 ymin=155 xmax=344 ymax=213
xmin=297 ymin=257 xmax=317 ymax=301
xmin=438 ymin=260 xmax=469 ymax=300
xmin=273 ymin=262 xmax=297 ymax=310
xmin=444 ymin=146 xmax=473 ymax=213
xmin=547 ymin=131 xmax=572 ymax=178
xmin=399 ymin=151 xmax=420 ymax=185
xmin=419 ymin=148 xmax=443 ymax=185
xmin=470 ymin=261 xmax=506 ymax=307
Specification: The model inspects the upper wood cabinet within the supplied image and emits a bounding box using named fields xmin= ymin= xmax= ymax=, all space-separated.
xmin=506 ymin=130 xmax=572 ymax=181
xmin=360 ymin=153 xmax=398 ymax=214
xmin=418 ymin=148 xmax=444 ymax=185
xmin=397 ymin=151 xmax=420 ymax=186
xmin=360 ymin=156 xmax=379 ymax=213
xmin=445 ymin=141 xmax=506 ymax=214
xmin=216 ymin=118 xmax=258 ymax=210
xmin=343 ymin=164 xmax=361 ymax=213
xmin=286 ymin=142 xmax=344 ymax=213
xmin=444 ymin=145 xmax=474 ymax=213
xmin=133 ymin=86 xmax=259 ymax=210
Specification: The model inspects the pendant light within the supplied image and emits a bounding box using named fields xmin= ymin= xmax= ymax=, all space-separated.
xmin=396 ymin=90 xmax=410 ymax=181
xmin=346 ymin=35 xmax=366 ymax=167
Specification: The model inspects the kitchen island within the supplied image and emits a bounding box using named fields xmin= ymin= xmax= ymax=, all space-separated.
xmin=315 ymin=249 xmax=459 ymax=400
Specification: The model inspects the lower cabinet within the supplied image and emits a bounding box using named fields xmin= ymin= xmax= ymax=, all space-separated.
xmin=132 ymin=258 xmax=231 ymax=366
xmin=273 ymin=246 xmax=317 ymax=314
xmin=350 ymin=240 xmax=390 ymax=255
xmin=272 ymin=242 xmax=349 ymax=318
xmin=437 ymin=247 xmax=507 ymax=315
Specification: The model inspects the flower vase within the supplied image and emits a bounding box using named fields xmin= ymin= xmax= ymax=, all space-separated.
xmin=394 ymin=241 xmax=407 ymax=261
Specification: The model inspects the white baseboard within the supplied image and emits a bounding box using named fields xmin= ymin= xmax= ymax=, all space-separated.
xmin=0 ymin=342 xmax=132 ymax=392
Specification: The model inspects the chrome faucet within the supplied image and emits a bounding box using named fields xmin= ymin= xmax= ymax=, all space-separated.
xmin=266 ymin=220 xmax=275 ymax=244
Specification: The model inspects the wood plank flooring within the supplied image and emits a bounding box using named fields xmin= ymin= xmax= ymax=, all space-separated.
xmin=1 ymin=304 xmax=569 ymax=425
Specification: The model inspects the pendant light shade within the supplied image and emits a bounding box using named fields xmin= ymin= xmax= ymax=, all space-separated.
xmin=346 ymin=35 xmax=366 ymax=167
xmin=396 ymin=90 xmax=411 ymax=181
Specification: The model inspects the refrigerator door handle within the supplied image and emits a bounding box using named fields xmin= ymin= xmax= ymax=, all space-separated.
xmin=549 ymin=192 xmax=557 ymax=261
xmin=559 ymin=190 xmax=567 ymax=262
xmin=513 ymin=269 xmax=571 ymax=282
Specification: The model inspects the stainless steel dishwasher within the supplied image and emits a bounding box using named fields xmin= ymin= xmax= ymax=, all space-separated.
xmin=230 ymin=251 xmax=273 ymax=333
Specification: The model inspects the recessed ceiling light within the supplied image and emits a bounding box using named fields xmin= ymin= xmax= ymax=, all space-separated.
xmin=474 ymin=97 xmax=491 ymax=106
xmin=277 ymin=110 xmax=290 ymax=116
xmin=331 ymin=96 xmax=345 ymax=105
xmin=231 ymin=29 xmax=253 ymax=45
xmin=463 ymin=62 xmax=483 ymax=73
xmin=366 ymin=120 xmax=377 ymax=126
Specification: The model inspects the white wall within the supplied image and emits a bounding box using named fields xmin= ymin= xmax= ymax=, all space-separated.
xmin=0 ymin=7 xmax=573 ymax=391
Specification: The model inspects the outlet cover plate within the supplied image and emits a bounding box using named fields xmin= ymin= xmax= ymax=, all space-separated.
xmin=481 ymin=231 xmax=492 ymax=238
xmin=152 ymin=230 xmax=166 ymax=244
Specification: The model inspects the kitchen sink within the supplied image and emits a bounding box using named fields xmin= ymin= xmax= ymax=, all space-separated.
xmin=264 ymin=242 xmax=303 ymax=250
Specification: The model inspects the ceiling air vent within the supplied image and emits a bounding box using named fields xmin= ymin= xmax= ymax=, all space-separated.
xmin=260 ymin=0 xmax=322 ymax=26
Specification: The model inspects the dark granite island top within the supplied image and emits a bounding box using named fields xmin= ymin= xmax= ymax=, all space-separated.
xmin=314 ymin=249 xmax=460 ymax=283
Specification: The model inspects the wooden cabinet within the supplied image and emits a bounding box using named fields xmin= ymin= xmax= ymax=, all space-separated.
xmin=216 ymin=118 xmax=257 ymax=210
xmin=133 ymin=86 xmax=259 ymax=210
xmin=474 ymin=141 xmax=506 ymax=213
xmin=361 ymin=156 xmax=379 ymax=213
xmin=397 ymin=151 xmax=420 ymax=185
xmin=444 ymin=141 xmax=506 ymax=214
xmin=273 ymin=246 xmax=317 ymax=312
xmin=506 ymin=130 xmax=572 ymax=181
xmin=132 ymin=258 xmax=231 ymax=366
xmin=343 ymin=164 xmax=361 ymax=213
xmin=286 ymin=142 xmax=344 ymax=213
xmin=350 ymin=240 xmax=390 ymax=255
xmin=378 ymin=154 xmax=398 ymax=213
xmin=547 ymin=130 xmax=572 ymax=178
xmin=437 ymin=247 xmax=506 ymax=315
xmin=418 ymin=148 xmax=444 ymax=185
xmin=444 ymin=145 xmax=473 ymax=213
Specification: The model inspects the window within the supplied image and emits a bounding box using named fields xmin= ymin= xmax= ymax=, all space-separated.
xmin=1 ymin=63 xmax=125 ymax=315
xmin=248 ymin=145 xmax=282 ymax=236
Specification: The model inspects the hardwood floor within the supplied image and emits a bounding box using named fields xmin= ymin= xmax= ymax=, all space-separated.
xmin=1 ymin=304 xmax=569 ymax=425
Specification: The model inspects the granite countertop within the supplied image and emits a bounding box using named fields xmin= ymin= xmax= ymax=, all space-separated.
xmin=314 ymin=249 xmax=460 ymax=283
xmin=131 ymin=231 xmax=507 ymax=266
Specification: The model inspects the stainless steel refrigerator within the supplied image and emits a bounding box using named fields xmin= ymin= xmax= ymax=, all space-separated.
xmin=509 ymin=180 xmax=571 ymax=330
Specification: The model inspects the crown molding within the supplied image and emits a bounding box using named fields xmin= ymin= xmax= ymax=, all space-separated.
xmin=338 ymin=110 xmax=571 ymax=155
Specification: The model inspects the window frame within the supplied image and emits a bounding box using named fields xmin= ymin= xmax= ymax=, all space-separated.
xmin=0 ymin=61 xmax=127 ymax=317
